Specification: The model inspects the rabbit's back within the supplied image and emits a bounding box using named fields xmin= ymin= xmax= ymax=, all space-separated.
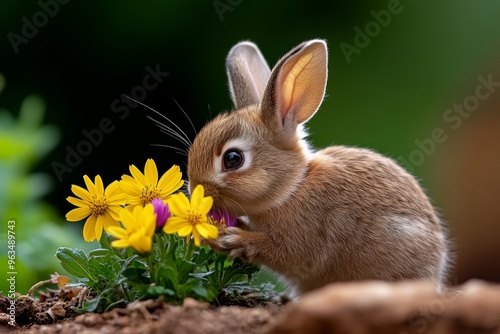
xmin=275 ymin=145 xmax=449 ymax=291
xmin=317 ymin=145 xmax=441 ymax=227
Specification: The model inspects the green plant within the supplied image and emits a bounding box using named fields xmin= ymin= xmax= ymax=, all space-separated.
xmin=0 ymin=84 xmax=90 ymax=294
xmin=57 ymin=158 xmax=259 ymax=312
xmin=56 ymin=234 xmax=258 ymax=312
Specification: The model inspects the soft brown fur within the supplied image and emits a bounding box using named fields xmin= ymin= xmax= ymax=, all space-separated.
xmin=187 ymin=39 xmax=448 ymax=295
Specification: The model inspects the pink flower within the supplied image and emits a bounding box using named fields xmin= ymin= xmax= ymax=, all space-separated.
xmin=208 ymin=209 xmax=237 ymax=228
xmin=151 ymin=198 xmax=170 ymax=228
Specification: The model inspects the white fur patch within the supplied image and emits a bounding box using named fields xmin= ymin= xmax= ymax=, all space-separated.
xmin=297 ymin=124 xmax=314 ymax=161
xmin=389 ymin=216 xmax=431 ymax=238
xmin=219 ymin=234 xmax=240 ymax=247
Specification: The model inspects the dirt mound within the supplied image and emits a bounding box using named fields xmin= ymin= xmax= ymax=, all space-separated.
xmin=2 ymin=280 xmax=500 ymax=334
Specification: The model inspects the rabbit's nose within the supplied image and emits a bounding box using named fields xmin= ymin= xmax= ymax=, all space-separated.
xmin=201 ymin=182 xmax=219 ymax=199
xmin=187 ymin=178 xmax=218 ymax=198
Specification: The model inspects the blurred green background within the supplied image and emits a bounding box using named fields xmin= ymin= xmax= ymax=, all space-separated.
xmin=1 ymin=1 xmax=499 ymax=293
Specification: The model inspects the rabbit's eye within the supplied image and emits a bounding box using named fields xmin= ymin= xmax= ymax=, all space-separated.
xmin=223 ymin=150 xmax=244 ymax=170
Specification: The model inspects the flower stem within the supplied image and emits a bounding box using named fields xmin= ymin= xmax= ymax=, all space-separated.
xmin=154 ymin=234 xmax=164 ymax=260
xmin=144 ymin=252 xmax=157 ymax=284
xmin=214 ymin=258 xmax=220 ymax=287
xmin=184 ymin=239 xmax=194 ymax=260
xmin=121 ymin=283 xmax=131 ymax=302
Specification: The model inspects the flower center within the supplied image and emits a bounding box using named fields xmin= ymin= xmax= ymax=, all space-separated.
xmin=140 ymin=185 xmax=161 ymax=206
xmin=208 ymin=217 xmax=225 ymax=228
xmin=187 ymin=210 xmax=202 ymax=226
xmin=90 ymin=196 xmax=108 ymax=216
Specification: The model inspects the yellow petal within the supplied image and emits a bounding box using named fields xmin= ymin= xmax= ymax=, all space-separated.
xmin=132 ymin=205 xmax=146 ymax=226
xmin=144 ymin=159 xmax=158 ymax=187
xmin=120 ymin=207 xmax=136 ymax=231
xmin=196 ymin=222 xmax=219 ymax=239
xmin=168 ymin=193 xmax=190 ymax=217
xmin=95 ymin=215 xmax=105 ymax=241
xmin=119 ymin=175 xmax=142 ymax=194
xmin=66 ymin=207 xmax=90 ymax=222
xmin=108 ymin=194 xmax=128 ymax=206
xmin=111 ymin=239 xmax=131 ymax=248
xmin=157 ymin=165 xmax=184 ymax=195
xmin=66 ymin=196 xmax=89 ymax=208
xmin=83 ymin=175 xmax=97 ymax=195
xmin=146 ymin=216 xmax=156 ymax=236
xmin=192 ymin=229 xmax=201 ymax=246
xmin=107 ymin=226 xmax=128 ymax=239
xmin=176 ymin=224 xmax=194 ymax=237
xmin=71 ymin=185 xmax=93 ymax=202
xmin=105 ymin=180 xmax=124 ymax=198
xmin=130 ymin=230 xmax=152 ymax=253
xmin=101 ymin=212 xmax=119 ymax=230
xmin=124 ymin=204 xmax=137 ymax=213
xmin=190 ymin=185 xmax=204 ymax=210
xmin=83 ymin=215 xmax=97 ymax=242
xmin=163 ymin=217 xmax=188 ymax=234
xmin=129 ymin=164 xmax=146 ymax=185
xmin=142 ymin=204 xmax=157 ymax=236
xmin=142 ymin=202 xmax=155 ymax=217
xmin=198 ymin=196 xmax=213 ymax=215
xmin=160 ymin=180 xmax=184 ymax=198
xmin=125 ymin=198 xmax=142 ymax=208
xmin=107 ymin=205 xmax=123 ymax=221
xmin=95 ymin=175 xmax=104 ymax=195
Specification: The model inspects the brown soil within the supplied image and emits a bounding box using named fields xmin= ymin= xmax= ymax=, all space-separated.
xmin=0 ymin=292 xmax=286 ymax=334
xmin=3 ymin=280 xmax=500 ymax=334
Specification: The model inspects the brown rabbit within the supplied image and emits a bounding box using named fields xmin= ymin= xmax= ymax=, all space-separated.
xmin=187 ymin=39 xmax=449 ymax=295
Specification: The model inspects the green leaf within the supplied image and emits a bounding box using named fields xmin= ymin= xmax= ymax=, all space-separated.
xmin=76 ymin=296 xmax=100 ymax=313
xmin=177 ymin=259 xmax=196 ymax=279
xmin=191 ymin=285 xmax=209 ymax=299
xmin=192 ymin=247 xmax=214 ymax=265
xmin=159 ymin=265 xmax=178 ymax=286
xmin=118 ymin=254 xmax=140 ymax=275
xmin=65 ymin=282 xmax=87 ymax=288
xmin=220 ymin=260 xmax=260 ymax=287
xmin=122 ymin=266 xmax=151 ymax=284
xmin=100 ymin=233 xmax=125 ymax=258
xmin=146 ymin=285 xmax=175 ymax=297
xmin=56 ymin=247 xmax=95 ymax=281
xmin=89 ymin=248 xmax=110 ymax=258
xmin=188 ymin=271 xmax=214 ymax=280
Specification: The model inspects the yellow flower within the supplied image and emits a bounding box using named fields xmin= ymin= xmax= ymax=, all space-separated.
xmin=164 ymin=185 xmax=218 ymax=246
xmin=66 ymin=175 xmax=126 ymax=242
xmin=107 ymin=203 xmax=156 ymax=254
xmin=120 ymin=159 xmax=184 ymax=209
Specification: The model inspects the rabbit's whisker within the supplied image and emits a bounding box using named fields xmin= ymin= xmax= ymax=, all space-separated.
xmin=221 ymin=194 xmax=248 ymax=218
xmin=207 ymin=104 xmax=212 ymax=121
xmin=149 ymin=143 xmax=188 ymax=157
xmin=150 ymin=118 xmax=192 ymax=149
xmin=173 ymin=99 xmax=197 ymax=137
xmin=122 ymin=95 xmax=193 ymax=149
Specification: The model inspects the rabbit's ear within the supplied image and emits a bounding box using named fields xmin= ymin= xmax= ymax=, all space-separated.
xmin=262 ymin=40 xmax=327 ymax=128
xmin=226 ymin=41 xmax=271 ymax=109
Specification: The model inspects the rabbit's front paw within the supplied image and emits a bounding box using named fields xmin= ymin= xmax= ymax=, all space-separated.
xmin=214 ymin=227 xmax=257 ymax=262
